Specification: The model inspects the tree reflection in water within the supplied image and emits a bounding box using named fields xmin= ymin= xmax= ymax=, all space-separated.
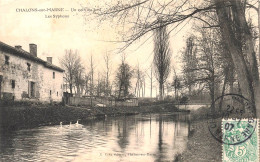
xmin=0 ymin=113 xmax=190 ymax=161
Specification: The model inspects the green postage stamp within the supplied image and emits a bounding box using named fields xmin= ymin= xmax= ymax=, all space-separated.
xmin=222 ymin=119 xmax=259 ymax=162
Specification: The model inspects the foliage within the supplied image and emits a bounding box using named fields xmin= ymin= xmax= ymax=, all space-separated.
xmin=85 ymin=0 xmax=260 ymax=115
xmin=153 ymin=20 xmax=172 ymax=100
xmin=115 ymin=62 xmax=134 ymax=98
xmin=182 ymin=36 xmax=198 ymax=95
xmin=180 ymin=96 xmax=189 ymax=104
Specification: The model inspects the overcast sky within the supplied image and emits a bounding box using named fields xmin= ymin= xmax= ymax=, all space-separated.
xmin=0 ymin=0 xmax=193 ymax=97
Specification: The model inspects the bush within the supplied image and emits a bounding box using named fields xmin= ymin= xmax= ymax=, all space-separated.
xmin=180 ymin=96 xmax=189 ymax=104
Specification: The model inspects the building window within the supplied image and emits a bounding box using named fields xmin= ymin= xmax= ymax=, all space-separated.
xmin=27 ymin=63 xmax=31 ymax=71
xmin=50 ymin=90 xmax=52 ymax=95
xmin=57 ymin=92 xmax=58 ymax=96
xmin=29 ymin=81 xmax=35 ymax=98
xmin=11 ymin=80 xmax=15 ymax=89
xmin=5 ymin=55 xmax=9 ymax=65
xmin=53 ymin=72 xmax=55 ymax=79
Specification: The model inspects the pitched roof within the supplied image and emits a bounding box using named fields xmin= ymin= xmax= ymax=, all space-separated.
xmin=0 ymin=41 xmax=64 ymax=72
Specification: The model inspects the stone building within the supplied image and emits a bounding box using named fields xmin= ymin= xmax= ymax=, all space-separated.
xmin=0 ymin=41 xmax=64 ymax=103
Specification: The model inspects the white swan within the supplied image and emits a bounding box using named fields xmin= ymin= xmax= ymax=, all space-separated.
xmin=75 ymin=120 xmax=79 ymax=127
xmin=75 ymin=120 xmax=83 ymax=128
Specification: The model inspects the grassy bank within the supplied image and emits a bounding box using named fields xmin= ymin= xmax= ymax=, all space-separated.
xmin=0 ymin=102 xmax=188 ymax=130
xmin=176 ymin=107 xmax=222 ymax=162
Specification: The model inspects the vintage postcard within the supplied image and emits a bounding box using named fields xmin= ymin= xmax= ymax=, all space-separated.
xmin=0 ymin=0 xmax=260 ymax=161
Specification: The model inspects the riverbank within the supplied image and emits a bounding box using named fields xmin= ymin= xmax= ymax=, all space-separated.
xmin=176 ymin=107 xmax=222 ymax=162
xmin=0 ymin=102 xmax=189 ymax=130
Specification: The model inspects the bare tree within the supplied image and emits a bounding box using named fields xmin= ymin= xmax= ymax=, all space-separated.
xmin=182 ymin=36 xmax=198 ymax=96
xmin=142 ymin=74 xmax=146 ymax=97
xmin=244 ymin=0 xmax=260 ymax=63
xmin=96 ymin=72 xmax=101 ymax=96
xmin=98 ymin=76 xmax=107 ymax=96
xmin=74 ymin=64 xmax=85 ymax=97
xmin=214 ymin=0 xmax=259 ymax=115
xmin=103 ymin=52 xmax=112 ymax=96
xmin=83 ymin=73 xmax=91 ymax=95
xmin=116 ymin=56 xmax=133 ymax=98
xmin=89 ymin=54 xmax=95 ymax=96
xmin=185 ymin=27 xmax=225 ymax=112
xmin=87 ymin=0 xmax=260 ymax=116
xmin=86 ymin=1 xmax=214 ymax=52
xmin=172 ymin=68 xmax=182 ymax=101
xmin=146 ymin=65 xmax=153 ymax=98
xmin=60 ymin=49 xmax=82 ymax=95
xmin=153 ymin=20 xmax=171 ymax=100
xmin=134 ymin=63 xmax=145 ymax=97
xmin=145 ymin=64 xmax=157 ymax=98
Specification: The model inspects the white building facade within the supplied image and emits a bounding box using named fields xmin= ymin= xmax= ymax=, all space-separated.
xmin=0 ymin=41 xmax=64 ymax=103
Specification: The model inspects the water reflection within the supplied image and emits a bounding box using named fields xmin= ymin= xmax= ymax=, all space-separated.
xmin=0 ymin=113 xmax=190 ymax=162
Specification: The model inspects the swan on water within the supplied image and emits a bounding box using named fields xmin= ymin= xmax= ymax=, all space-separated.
xmin=76 ymin=120 xmax=79 ymax=126
xmin=75 ymin=120 xmax=83 ymax=128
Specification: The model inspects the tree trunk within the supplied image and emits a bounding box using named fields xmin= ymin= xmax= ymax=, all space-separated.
xmin=69 ymin=83 xmax=73 ymax=94
xmin=106 ymin=71 xmax=109 ymax=96
xmin=150 ymin=67 xmax=153 ymax=98
xmin=214 ymin=0 xmax=257 ymax=115
xmin=219 ymin=68 xmax=228 ymax=111
xmin=118 ymin=84 xmax=122 ymax=98
xmin=141 ymin=82 xmax=144 ymax=97
xmin=76 ymin=85 xmax=80 ymax=97
xmin=174 ymin=82 xmax=177 ymax=100
xmin=209 ymin=82 xmax=215 ymax=113
xmin=159 ymin=81 xmax=163 ymax=100
xmin=188 ymin=85 xmax=191 ymax=96
xmin=80 ymin=85 xmax=84 ymax=96
xmin=135 ymin=80 xmax=138 ymax=97
xmin=229 ymin=65 xmax=234 ymax=93
xmin=144 ymin=79 xmax=145 ymax=97
xmin=259 ymin=0 xmax=260 ymax=64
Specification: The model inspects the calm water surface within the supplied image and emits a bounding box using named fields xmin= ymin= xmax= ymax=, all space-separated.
xmin=0 ymin=113 xmax=190 ymax=162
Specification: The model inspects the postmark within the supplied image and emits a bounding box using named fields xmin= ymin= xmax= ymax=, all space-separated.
xmin=222 ymin=119 xmax=259 ymax=162
xmin=207 ymin=94 xmax=257 ymax=145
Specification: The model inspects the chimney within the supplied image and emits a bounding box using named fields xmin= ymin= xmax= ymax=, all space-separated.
xmin=29 ymin=44 xmax=37 ymax=57
xmin=15 ymin=45 xmax=22 ymax=50
xmin=47 ymin=57 xmax=52 ymax=64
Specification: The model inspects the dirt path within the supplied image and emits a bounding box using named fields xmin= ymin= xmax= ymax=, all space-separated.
xmin=177 ymin=108 xmax=222 ymax=162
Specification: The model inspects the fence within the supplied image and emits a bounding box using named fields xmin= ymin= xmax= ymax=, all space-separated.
xmin=67 ymin=96 xmax=138 ymax=107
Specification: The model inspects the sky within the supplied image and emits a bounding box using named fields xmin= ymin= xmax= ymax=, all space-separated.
xmin=0 ymin=0 xmax=193 ymax=97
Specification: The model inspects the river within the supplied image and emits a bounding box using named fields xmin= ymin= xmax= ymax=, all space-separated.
xmin=0 ymin=113 xmax=190 ymax=162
